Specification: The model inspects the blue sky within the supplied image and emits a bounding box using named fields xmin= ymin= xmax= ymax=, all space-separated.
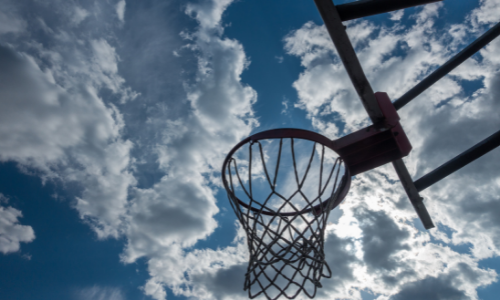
xmin=1 ymin=0 xmax=500 ymax=299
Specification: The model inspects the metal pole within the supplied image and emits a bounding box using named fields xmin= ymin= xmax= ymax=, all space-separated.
xmin=313 ymin=0 xmax=385 ymax=123
xmin=313 ymin=0 xmax=435 ymax=229
xmin=394 ymin=22 xmax=500 ymax=110
xmin=415 ymin=129 xmax=500 ymax=192
xmin=393 ymin=159 xmax=435 ymax=229
xmin=336 ymin=0 xmax=442 ymax=22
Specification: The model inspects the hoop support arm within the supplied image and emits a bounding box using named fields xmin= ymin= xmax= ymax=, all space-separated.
xmin=393 ymin=159 xmax=435 ymax=229
xmin=313 ymin=0 xmax=385 ymax=123
xmin=336 ymin=0 xmax=442 ymax=22
xmin=313 ymin=0 xmax=435 ymax=229
xmin=394 ymin=22 xmax=500 ymax=110
xmin=414 ymin=128 xmax=500 ymax=192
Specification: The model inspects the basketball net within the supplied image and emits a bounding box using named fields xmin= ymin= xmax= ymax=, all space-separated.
xmin=223 ymin=137 xmax=349 ymax=299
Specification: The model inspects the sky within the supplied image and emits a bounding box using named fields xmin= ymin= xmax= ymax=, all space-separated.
xmin=0 ymin=0 xmax=500 ymax=299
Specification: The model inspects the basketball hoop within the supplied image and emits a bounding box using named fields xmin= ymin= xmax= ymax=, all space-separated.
xmin=222 ymin=129 xmax=351 ymax=299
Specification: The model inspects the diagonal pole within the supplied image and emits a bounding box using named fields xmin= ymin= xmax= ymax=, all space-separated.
xmin=414 ymin=128 xmax=500 ymax=192
xmin=313 ymin=0 xmax=435 ymax=229
xmin=313 ymin=0 xmax=385 ymax=123
xmin=394 ymin=22 xmax=500 ymax=110
xmin=336 ymin=0 xmax=443 ymax=22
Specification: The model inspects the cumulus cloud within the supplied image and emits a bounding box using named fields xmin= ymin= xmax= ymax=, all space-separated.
xmin=110 ymin=0 xmax=258 ymax=298
xmin=0 ymin=1 xmax=136 ymax=238
xmin=0 ymin=205 xmax=35 ymax=254
xmin=470 ymin=0 xmax=500 ymax=27
xmin=139 ymin=225 xmax=249 ymax=300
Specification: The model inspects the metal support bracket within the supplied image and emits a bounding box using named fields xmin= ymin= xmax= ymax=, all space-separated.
xmin=313 ymin=0 xmax=435 ymax=229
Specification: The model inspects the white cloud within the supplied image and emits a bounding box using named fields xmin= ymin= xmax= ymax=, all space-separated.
xmin=0 ymin=0 xmax=138 ymax=239
xmin=281 ymin=97 xmax=289 ymax=114
xmin=185 ymin=0 xmax=233 ymax=30
xmin=0 ymin=43 xmax=135 ymax=238
xmin=72 ymin=6 xmax=89 ymax=25
xmin=76 ymin=286 xmax=125 ymax=300
xmin=470 ymin=0 xmax=500 ymax=27
xmin=0 ymin=205 xmax=35 ymax=254
xmin=116 ymin=0 xmax=126 ymax=22
xmin=142 ymin=224 xmax=249 ymax=300
xmin=389 ymin=10 xmax=404 ymax=21
xmin=117 ymin=0 xmax=259 ymax=298
xmin=0 ymin=0 xmax=257 ymax=297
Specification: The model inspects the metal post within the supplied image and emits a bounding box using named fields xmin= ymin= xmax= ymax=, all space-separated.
xmin=394 ymin=22 xmax=500 ymax=110
xmin=336 ymin=0 xmax=442 ymax=22
xmin=393 ymin=159 xmax=435 ymax=229
xmin=313 ymin=0 xmax=385 ymax=123
xmin=313 ymin=0 xmax=435 ymax=229
xmin=415 ymin=129 xmax=500 ymax=192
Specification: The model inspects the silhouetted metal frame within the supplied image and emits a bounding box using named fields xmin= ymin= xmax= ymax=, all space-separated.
xmin=313 ymin=0 xmax=435 ymax=229
xmin=414 ymin=129 xmax=500 ymax=192
xmin=336 ymin=0 xmax=442 ymax=22
xmin=394 ymin=22 xmax=500 ymax=110
xmin=390 ymin=20 xmax=500 ymax=194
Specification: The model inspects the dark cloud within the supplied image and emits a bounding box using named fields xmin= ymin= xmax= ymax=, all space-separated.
xmin=315 ymin=231 xmax=357 ymax=296
xmin=390 ymin=276 xmax=468 ymax=300
xmin=355 ymin=207 xmax=411 ymax=273
xmin=191 ymin=263 xmax=248 ymax=299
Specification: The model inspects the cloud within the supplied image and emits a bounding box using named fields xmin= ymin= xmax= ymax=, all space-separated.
xmin=389 ymin=10 xmax=404 ymax=21
xmin=390 ymin=260 xmax=497 ymax=300
xmin=390 ymin=276 xmax=469 ymax=300
xmin=104 ymin=0 xmax=258 ymax=298
xmin=0 ymin=193 xmax=9 ymax=203
xmin=355 ymin=207 xmax=411 ymax=273
xmin=0 ymin=205 xmax=35 ymax=254
xmin=116 ymin=0 xmax=126 ymax=22
xmin=185 ymin=0 xmax=233 ymax=30
xmin=0 ymin=7 xmax=26 ymax=34
xmin=0 ymin=1 xmax=136 ymax=239
xmin=470 ymin=0 xmax=500 ymax=27
xmin=313 ymin=230 xmax=358 ymax=299
xmin=190 ymin=263 xmax=248 ymax=300
xmin=76 ymin=286 xmax=125 ymax=300
xmin=72 ymin=6 xmax=89 ymax=25
xmin=0 ymin=1 xmax=257 ymax=297
xmin=140 ymin=225 xmax=249 ymax=300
